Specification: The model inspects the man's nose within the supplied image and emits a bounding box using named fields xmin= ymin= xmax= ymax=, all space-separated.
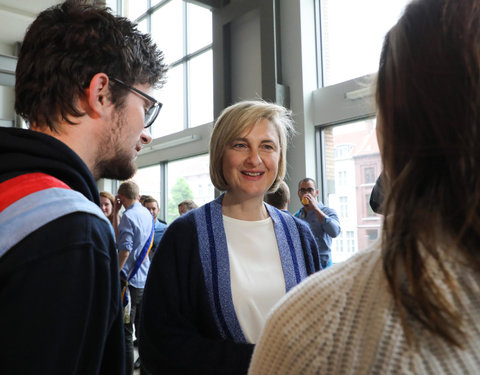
xmin=141 ymin=128 xmax=152 ymax=144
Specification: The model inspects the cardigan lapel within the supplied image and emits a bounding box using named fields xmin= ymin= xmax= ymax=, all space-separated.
xmin=265 ymin=204 xmax=308 ymax=291
xmin=193 ymin=195 xmax=309 ymax=343
xmin=193 ymin=195 xmax=246 ymax=342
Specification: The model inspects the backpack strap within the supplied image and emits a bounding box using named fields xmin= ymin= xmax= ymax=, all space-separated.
xmin=0 ymin=172 xmax=112 ymax=258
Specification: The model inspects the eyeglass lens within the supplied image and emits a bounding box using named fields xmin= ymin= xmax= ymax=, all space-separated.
xmin=299 ymin=188 xmax=315 ymax=194
xmin=144 ymin=103 xmax=162 ymax=128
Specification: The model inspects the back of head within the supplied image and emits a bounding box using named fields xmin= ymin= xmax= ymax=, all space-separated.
xmin=209 ymin=100 xmax=295 ymax=193
xmin=377 ymin=0 xmax=480 ymax=346
xmin=265 ymin=180 xmax=290 ymax=210
xmin=15 ymin=0 xmax=167 ymax=130
xmin=117 ymin=181 xmax=139 ymax=200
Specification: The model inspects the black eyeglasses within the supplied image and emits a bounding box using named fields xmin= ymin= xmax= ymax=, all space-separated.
xmin=298 ymin=188 xmax=315 ymax=194
xmin=111 ymin=78 xmax=162 ymax=128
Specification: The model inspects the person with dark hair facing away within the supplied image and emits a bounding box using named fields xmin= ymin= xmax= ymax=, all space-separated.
xmin=249 ymin=0 xmax=480 ymax=373
xmin=264 ymin=180 xmax=291 ymax=212
xmin=140 ymin=100 xmax=321 ymax=375
xmin=295 ymin=178 xmax=341 ymax=269
xmin=0 ymin=2 xmax=167 ymax=374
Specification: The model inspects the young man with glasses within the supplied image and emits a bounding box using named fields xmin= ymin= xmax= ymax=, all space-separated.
xmin=295 ymin=178 xmax=341 ymax=268
xmin=0 ymin=3 xmax=167 ymax=374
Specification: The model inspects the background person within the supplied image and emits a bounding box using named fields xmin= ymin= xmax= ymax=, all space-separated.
xmin=295 ymin=178 xmax=341 ymax=268
xmin=369 ymin=172 xmax=385 ymax=214
xmin=0 ymin=2 xmax=166 ymax=374
xmin=264 ymin=180 xmax=290 ymax=212
xmin=249 ymin=0 xmax=480 ymax=373
xmin=140 ymin=100 xmax=321 ymax=375
xmin=100 ymin=191 xmax=115 ymax=223
xmin=177 ymin=198 xmax=198 ymax=216
xmin=142 ymin=195 xmax=168 ymax=255
xmin=116 ymin=181 xmax=155 ymax=375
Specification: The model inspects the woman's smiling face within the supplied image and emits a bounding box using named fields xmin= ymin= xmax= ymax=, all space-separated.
xmin=222 ymin=118 xmax=281 ymax=200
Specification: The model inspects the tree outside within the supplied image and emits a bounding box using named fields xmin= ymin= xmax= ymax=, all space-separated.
xmin=168 ymin=177 xmax=194 ymax=223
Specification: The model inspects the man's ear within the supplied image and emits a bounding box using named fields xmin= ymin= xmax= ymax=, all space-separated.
xmin=85 ymin=73 xmax=111 ymax=118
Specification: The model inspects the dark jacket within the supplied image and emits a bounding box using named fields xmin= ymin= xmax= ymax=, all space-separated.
xmin=0 ymin=127 xmax=125 ymax=375
xmin=139 ymin=196 xmax=321 ymax=374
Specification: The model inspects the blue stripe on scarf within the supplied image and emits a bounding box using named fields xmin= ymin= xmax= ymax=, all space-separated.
xmin=277 ymin=213 xmax=301 ymax=284
xmin=204 ymin=203 xmax=232 ymax=338
xmin=265 ymin=204 xmax=308 ymax=292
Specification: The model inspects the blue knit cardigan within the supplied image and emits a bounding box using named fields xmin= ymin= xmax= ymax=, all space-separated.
xmin=140 ymin=194 xmax=321 ymax=375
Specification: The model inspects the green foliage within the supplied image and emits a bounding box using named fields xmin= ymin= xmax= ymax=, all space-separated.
xmin=168 ymin=177 xmax=194 ymax=223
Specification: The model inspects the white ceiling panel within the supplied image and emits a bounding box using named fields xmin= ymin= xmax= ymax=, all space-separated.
xmin=0 ymin=1 xmax=63 ymax=47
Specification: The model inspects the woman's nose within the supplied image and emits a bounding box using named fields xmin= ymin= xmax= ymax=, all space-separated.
xmin=245 ymin=149 xmax=262 ymax=166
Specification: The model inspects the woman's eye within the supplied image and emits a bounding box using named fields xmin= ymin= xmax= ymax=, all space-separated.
xmin=262 ymin=143 xmax=275 ymax=151
xmin=233 ymin=143 xmax=247 ymax=149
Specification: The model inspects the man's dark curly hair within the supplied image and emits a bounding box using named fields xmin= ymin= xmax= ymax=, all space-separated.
xmin=15 ymin=1 xmax=168 ymax=131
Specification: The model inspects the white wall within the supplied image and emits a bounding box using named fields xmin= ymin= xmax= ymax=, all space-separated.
xmin=0 ymin=85 xmax=14 ymax=122
xmin=230 ymin=8 xmax=262 ymax=101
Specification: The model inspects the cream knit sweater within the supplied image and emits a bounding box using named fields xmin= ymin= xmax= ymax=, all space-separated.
xmin=249 ymin=246 xmax=480 ymax=374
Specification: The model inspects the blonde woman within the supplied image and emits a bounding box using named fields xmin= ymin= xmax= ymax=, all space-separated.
xmin=140 ymin=101 xmax=321 ymax=374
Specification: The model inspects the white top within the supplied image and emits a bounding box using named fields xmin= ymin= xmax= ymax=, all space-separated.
xmin=223 ymin=215 xmax=286 ymax=343
xmin=249 ymin=244 xmax=480 ymax=374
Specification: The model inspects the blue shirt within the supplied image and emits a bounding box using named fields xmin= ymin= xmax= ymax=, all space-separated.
xmin=152 ymin=219 xmax=168 ymax=252
xmin=294 ymin=202 xmax=341 ymax=255
xmin=118 ymin=202 xmax=153 ymax=288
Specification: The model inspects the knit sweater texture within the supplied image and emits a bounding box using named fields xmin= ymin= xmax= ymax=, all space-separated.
xmin=249 ymin=245 xmax=480 ymax=374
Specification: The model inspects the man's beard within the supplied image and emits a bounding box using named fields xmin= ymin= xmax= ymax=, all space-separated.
xmin=96 ymin=152 xmax=137 ymax=181
xmin=94 ymin=110 xmax=137 ymax=181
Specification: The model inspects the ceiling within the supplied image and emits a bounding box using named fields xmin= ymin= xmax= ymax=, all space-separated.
xmin=0 ymin=1 xmax=63 ymax=48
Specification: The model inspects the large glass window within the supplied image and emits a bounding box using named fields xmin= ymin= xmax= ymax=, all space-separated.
xmin=121 ymin=0 xmax=213 ymax=137
xmin=320 ymin=119 xmax=382 ymax=263
xmin=134 ymin=154 xmax=214 ymax=224
xmin=133 ymin=164 xmax=165 ymax=219
xmin=124 ymin=0 xmax=148 ymax=20
xmin=153 ymin=65 xmax=185 ymax=138
xmin=189 ymin=50 xmax=214 ymax=127
xmin=167 ymin=154 xmax=214 ymax=223
xmin=151 ymin=1 xmax=184 ymax=64
xmin=134 ymin=164 xmax=162 ymax=199
xmin=318 ymin=0 xmax=410 ymax=86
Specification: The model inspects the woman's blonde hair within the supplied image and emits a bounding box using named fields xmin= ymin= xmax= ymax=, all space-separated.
xmin=209 ymin=100 xmax=294 ymax=193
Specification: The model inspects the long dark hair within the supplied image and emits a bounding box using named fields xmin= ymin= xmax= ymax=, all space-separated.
xmin=377 ymin=0 xmax=480 ymax=347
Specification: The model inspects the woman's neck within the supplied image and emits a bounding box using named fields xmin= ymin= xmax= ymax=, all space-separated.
xmin=222 ymin=191 xmax=269 ymax=221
